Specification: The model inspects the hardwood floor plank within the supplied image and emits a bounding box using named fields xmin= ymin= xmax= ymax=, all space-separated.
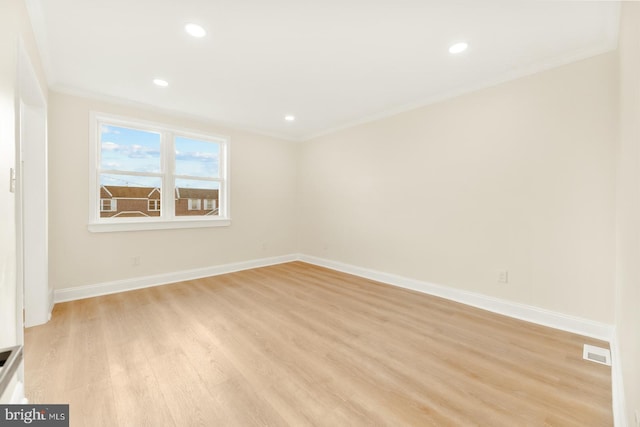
xmin=109 ymin=352 xmax=176 ymax=427
xmin=65 ymin=378 xmax=118 ymax=427
xmin=237 ymin=266 xmax=608 ymax=424
xmin=65 ymin=316 xmax=110 ymax=392
xmin=25 ymin=262 xmax=612 ymax=426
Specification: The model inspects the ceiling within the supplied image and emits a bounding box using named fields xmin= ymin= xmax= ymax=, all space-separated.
xmin=27 ymin=0 xmax=620 ymax=141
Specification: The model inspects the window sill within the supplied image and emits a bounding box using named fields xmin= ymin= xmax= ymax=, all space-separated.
xmin=88 ymin=217 xmax=231 ymax=233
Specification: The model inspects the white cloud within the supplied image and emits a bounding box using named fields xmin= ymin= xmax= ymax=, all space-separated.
xmin=175 ymin=151 xmax=218 ymax=161
xmin=101 ymin=141 xmax=160 ymax=158
xmin=102 ymin=141 xmax=119 ymax=151
xmin=101 ymin=125 xmax=121 ymax=135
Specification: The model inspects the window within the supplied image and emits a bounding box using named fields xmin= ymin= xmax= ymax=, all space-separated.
xmin=187 ymin=199 xmax=201 ymax=210
xmin=204 ymin=199 xmax=216 ymax=210
xmin=100 ymin=199 xmax=116 ymax=212
xmin=89 ymin=112 xmax=230 ymax=232
xmin=148 ymin=199 xmax=160 ymax=211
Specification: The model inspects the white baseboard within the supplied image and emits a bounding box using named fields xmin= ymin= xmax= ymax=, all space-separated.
xmin=298 ymin=254 xmax=615 ymax=342
xmin=48 ymin=289 xmax=54 ymax=320
xmin=56 ymin=252 xmax=615 ymax=342
xmin=610 ymin=330 xmax=628 ymax=427
xmin=54 ymin=254 xmax=298 ymax=303
xmin=54 ymin=252 xmax=615 ymax=343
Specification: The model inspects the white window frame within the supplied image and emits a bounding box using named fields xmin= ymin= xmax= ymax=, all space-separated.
xmin=148 ymin=199 xmax=160 ymax=212
xmin=100 ymin=199 xmax=116 ymax=212
xmin=187 ymin=199 xmax=202 ymax=211
xmin=89 ymin=112 xmax=230 ymax=232
xmin=204 ymin=199 xmax=216 ymax=210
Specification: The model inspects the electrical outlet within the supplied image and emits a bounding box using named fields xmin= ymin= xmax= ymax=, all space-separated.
xmin=497 ymin=269 xmax=509 ymax=284
xmin=132 ymin=256 xmax=140 ymax=267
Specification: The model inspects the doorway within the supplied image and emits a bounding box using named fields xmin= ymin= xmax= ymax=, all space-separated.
xmin=17 ymin=40 xmax=49 ymax=329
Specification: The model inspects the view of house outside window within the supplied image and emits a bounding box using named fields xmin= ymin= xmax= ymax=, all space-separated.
xmin=90 ymin=113 xmax=229 ymax=232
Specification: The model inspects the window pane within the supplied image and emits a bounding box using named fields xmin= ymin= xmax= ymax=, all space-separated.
xmin=100 ymin=174 xmax=161 ymax=218
xmin=175 ymin=179 xmax=219 ymax=217
xmin=100 ymin=124 xmax=161 ymax=173
xmin=175 ymin=136 xmax=219 ymax=178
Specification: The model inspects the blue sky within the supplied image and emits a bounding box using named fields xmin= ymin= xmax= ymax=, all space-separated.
xmin=100 ymin=124 xmax=219 ymax=189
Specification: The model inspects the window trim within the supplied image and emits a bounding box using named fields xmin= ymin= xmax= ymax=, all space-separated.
xmin=100 ymin=198 xmax=117 ymax=212
xmin=148 ymin=199 xmax=161 ymax=212
xmin=88 ymin=112 xmax=231 ymax=232
xmin=187 ymin=198 xmax=202 ymax=211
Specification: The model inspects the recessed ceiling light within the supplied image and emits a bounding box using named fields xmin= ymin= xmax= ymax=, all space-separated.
xmin=448 ymin=42 xmax=468 ymax=54
xmin=153 ymin=79 xmax=169 ymax=87
xmin=284 ymin=115 xmax=296 ymax=122
xmin=185 ymin=23 xmax=206 ymax=38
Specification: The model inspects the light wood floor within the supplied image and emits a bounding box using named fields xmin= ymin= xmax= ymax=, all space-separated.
xmin=25 ymin=262 xmax=612 ymax=426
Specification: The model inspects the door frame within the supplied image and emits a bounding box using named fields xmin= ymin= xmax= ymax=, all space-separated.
xmin=17 ymin=38 xmax=49 ymax=329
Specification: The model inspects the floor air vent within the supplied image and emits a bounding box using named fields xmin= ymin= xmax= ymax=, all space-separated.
xmin=583 ymin=344 xmax=611 ymax=366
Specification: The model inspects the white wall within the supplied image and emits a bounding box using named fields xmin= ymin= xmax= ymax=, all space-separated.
xmin=48 ymin=92 xmax=298 ymax=290
xmin=298 ymin=52 xmax=618 ymax=324
xmin=0 ymin=1 xmax=20 ymax=352
xmin=616 ymin=3 xmax=640 ymax=425
xmin=0 ymin=0 xmax=47 ymax=404
xmin=0 ymin=0 xmax=47 ymax=350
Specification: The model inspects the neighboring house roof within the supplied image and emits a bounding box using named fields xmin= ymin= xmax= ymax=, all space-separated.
xmin=101 ymin=185 xmax=218 ymax=200
xmin=175 ymin=188 xmax=218 ymax=199
xmin=101 ymin=185 xmax=161 ymax=199
xmin=100 ymin=186 xmax=113 ymax=198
